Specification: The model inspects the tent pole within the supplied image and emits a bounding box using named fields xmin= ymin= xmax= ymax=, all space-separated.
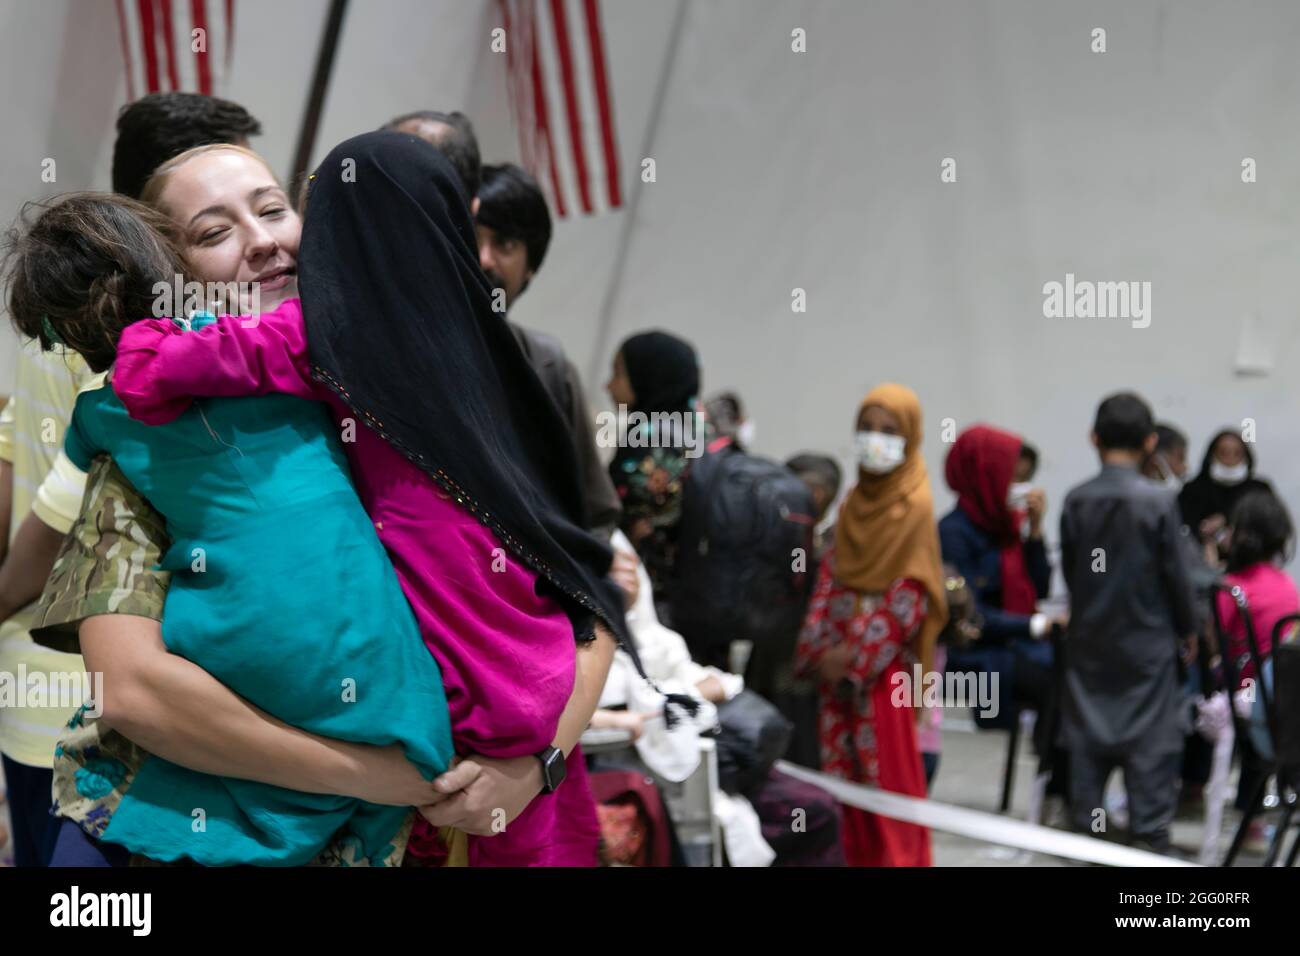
xmin=584 ymin=0 xmax=690 ymax=391
xmin=289 ymin=0 xmax=350 ymax=207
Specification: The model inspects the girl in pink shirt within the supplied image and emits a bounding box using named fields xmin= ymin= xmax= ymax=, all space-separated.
xmin=1215 ymin=489 xmax=1298 ymax=689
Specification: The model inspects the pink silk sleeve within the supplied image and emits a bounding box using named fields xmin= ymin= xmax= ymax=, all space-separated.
xmin=113 ymin=298 xmax=317 ymax=425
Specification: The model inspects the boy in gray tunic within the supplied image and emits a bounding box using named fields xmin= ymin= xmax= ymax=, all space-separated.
xmin=1059 ymin=393 xmax=1196 ymax=852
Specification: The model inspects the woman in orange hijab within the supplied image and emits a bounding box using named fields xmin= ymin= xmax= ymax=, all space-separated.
xmin=794 ymin=383 xmax=947 ymax=867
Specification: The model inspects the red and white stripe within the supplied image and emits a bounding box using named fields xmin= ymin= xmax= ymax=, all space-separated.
xmin=499 ymin=0 xmax=623 ymax=217
xmin=115 ymin=0 xmax=234 ymax=100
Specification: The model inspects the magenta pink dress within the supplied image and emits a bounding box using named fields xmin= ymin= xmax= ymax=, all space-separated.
xmin=114 ymin=300 xmax=600 ymax=866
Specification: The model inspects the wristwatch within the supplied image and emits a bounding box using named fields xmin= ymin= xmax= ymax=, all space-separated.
xmin=536 ymin=745 xmax=567 ymax=794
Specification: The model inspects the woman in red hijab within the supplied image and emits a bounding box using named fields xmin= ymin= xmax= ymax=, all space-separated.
xmin=939 ymin=425 xmax=1060 ymax=747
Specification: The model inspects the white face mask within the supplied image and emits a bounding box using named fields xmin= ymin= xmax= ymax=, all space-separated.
xmin=1006 ymin=481 xmax=1033 ymax=512
xmin=736 ymin=419 xmax=757 ymax=448
xmin=1209 ymin=460 xmax=1249 ymax=486
xmin=855 ymin=430 xmax=906 ymax=475
xmin=1152 ymin=454 xmax=1184 ymax=491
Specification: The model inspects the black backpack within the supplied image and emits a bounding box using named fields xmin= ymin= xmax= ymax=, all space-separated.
xmin=670 ymin=436 xmax=815 ymax=666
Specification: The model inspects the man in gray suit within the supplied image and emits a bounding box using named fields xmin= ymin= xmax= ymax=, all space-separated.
xmin=1059 ymin=392 xmax=1197 ymax=852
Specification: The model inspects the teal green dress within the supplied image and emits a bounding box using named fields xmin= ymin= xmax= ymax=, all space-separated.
xmin=64 ymin=316 xmax=454 ymax=866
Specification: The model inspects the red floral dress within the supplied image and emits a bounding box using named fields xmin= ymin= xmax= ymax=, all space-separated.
xmin=794 ymin=548 xmax=932 ymax=866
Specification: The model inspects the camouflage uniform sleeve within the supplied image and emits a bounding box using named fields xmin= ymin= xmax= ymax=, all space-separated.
xmin=29 ymin=454 xmax=172 ymax=653
xmin=38 ymin=456 xmax=391 ymax=866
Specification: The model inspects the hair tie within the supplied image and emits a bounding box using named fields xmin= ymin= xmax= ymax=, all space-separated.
xmin=40 ymin=315 xmax=63 ymax=346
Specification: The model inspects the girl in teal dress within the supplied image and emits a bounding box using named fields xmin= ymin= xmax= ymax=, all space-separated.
xmin=15 ymin=196 xmax=453 ymax=867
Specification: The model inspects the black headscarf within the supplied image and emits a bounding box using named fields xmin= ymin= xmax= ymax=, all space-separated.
xmin=299 ymin=131 xmax=625 ymax=644
xmin=1178 ymin=428 xmax=1272 ymax=531
xmin=608 ymin=330 xmax=702 ymax=489
xmin=620 ymin=330 xmax=699 ymax=415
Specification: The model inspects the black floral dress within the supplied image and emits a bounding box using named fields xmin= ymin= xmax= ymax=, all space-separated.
xmin=609 ymin=426 xmax=698 ymax=599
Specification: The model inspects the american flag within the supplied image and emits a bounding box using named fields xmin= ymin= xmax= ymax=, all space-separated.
xmin=114 ymin=0 xmax=234 ymax=99
xmin=499 ymin=0 xmax=623 ymax=218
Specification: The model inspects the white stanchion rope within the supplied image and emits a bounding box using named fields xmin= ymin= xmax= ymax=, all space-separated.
xmin=774 ymin=760 xmax=1198 ymax=867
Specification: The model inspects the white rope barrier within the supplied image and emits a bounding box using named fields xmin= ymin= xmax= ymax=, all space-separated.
xmin=774 ymin=760 xmax=1198 ymax=867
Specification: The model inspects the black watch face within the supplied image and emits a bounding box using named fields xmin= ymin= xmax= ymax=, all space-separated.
xmin=543 ymin=748 xmax=566 ymax=790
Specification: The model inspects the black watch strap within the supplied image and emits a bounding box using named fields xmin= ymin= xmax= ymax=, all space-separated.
xmin=536 ymin=745 xmax=566 ymax=793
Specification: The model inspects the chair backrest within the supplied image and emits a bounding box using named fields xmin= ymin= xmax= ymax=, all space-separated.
xmin=1269 ymin=613 xmax=1300 ymax=654
xmin=1270 ymin=614 xmax=1300 ymax=777
xmin=1240 ymin=592 xmax=1275 ymax=735
xmin=1209 ymin=583 xmax=1264 ymax=743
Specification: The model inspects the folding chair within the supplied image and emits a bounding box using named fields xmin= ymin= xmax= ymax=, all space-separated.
xmin=1264 ymin=613 xmax=1300 ymax=866
xmin=999 ymin=707 xmax=1024 ymax=813
xmin=946 ymin=644 xmax=1032 ymax=814
xmin=1025 ymin=623 xmax=1067 ymax=824
xmin=1212 ymin=584 xmax=1282 ymax=865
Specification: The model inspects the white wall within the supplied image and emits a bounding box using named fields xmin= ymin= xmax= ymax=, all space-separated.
xmin=0 ymin=0 xmax=121 ymax=388
xmin=4 ymin=0 xmax=1300 ymax=576
xmin=541 ymin=0 xmax=1300 ymax=578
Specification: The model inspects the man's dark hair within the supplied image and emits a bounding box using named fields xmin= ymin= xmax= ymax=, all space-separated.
xmin=1093 ymin=391 xmax=1155 ymax=452
xmin=786 ymin=453 xmax=843 ymax=497
xmin=112 ymin=92 xmax=262 ymax=199
xmin=1018 ymin=441 xmax=1040 ymax=477
xmin=1154 ymin=422 xmax=1187 ymax=456
xmin=1227 ymin=489 xmax=1294 ymax=572
xmin=381 ymin=110 xmax=481 ymax=199
xmin=477 ymin=163 xmax=552 ymax=272
xmin=705 ymin=391 xmax=743 ymax=436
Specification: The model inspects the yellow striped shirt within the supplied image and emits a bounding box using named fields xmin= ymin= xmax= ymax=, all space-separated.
xmin=0 ymin=340 xmax=102 ymax=768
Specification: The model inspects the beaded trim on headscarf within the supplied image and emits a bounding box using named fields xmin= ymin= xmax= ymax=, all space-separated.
xmin=309 ymin=363 xmax=646 ymax=664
